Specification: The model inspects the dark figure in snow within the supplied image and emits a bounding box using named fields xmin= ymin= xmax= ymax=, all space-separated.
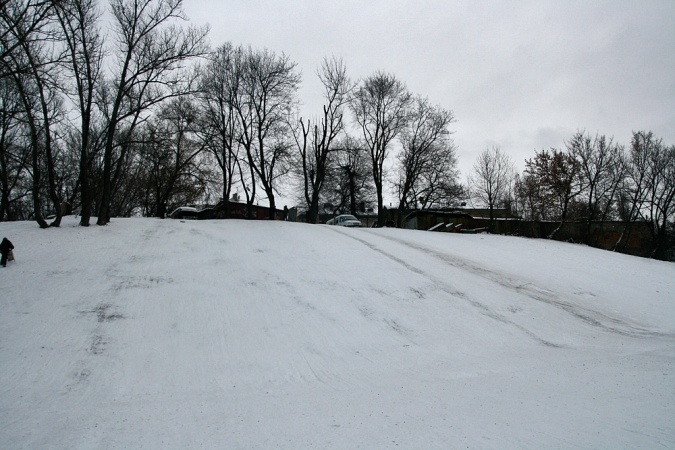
xmin=1 ymin=237 xmax=14 ymax=267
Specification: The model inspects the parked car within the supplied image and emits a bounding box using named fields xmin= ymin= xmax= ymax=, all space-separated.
xmin=326 ymin=214 xmax=362 ymax=227
xmin=169 ymin=206 xmax=198 ymax=219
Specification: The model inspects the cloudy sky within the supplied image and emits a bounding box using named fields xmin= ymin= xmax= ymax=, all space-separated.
xmin=183 ymin=0 xmax=674 ymax=178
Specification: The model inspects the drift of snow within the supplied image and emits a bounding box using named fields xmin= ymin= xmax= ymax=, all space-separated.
xmin=1 ymin=216 xmax=673 ymax=449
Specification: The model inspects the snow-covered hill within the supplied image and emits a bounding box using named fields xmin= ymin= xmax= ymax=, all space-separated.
xmin=1 ymin=217 xmax=673 ymax=449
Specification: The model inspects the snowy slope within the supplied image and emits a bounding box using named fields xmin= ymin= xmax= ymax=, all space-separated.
xmin=1 ymin=217 xmax=673 ymax=449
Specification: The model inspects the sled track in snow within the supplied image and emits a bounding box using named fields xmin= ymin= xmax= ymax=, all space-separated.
xmin=330 ymin=227 xmax=671 ymax=340
xmin=327 ymin=227 xmax=562 ymax=347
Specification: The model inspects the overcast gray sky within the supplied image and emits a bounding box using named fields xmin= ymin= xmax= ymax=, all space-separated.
xmin=183 ymin=0 xmax=675 ymax=179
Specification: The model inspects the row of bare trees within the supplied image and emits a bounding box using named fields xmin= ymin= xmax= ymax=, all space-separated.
xmin=3 ymin=0 xmax=671 ymax=255
xmin=1 ymin=0 xmax=461 ymax=227
xmin=1 ymin=0 xmax=210 ymax=226
xmin=294 ymin=68 xmax=461 ymax=226
xmin=468 ymin=130 xmax=675 ymax=258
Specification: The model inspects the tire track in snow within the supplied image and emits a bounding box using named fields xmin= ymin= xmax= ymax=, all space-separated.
xmin=354 ymin=229 xmax=671 ymax=339
xmin=326 ymin=227 xmax=562 ymax=347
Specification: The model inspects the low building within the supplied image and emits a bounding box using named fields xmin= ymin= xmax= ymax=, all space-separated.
xmin=197 ymin=201 xmax=284 ymax=220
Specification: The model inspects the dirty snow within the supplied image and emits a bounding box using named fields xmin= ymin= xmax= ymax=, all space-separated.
xmin=1 ymin=216 xmax=674 ymax=449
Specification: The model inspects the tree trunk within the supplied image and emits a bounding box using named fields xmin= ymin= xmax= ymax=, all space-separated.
xmin=0 ymin=159 xmax=9 ymax=220
xmin=79 ymin=119 xmax=92 ymax=226
xmin=31 ymin=140 xmax=48 ymax=229
xmin=348 ymin=170 xmax=358 ymax=216
xmin=80 ymin=164 xmax=91 ymax=226
xmin=158 ymin=202 xmax=167 ymax=219
xmin=221 ymin=171 xmax=231 ymax=218
xmin=307 ymin=192 xmax=319 ymax=224
xmin=267 ymin=190 xmax=276 ymax=220
xmin=97 ymin=151 xmax=111 ymax=225
xmin=375 ymin=173 xmax=384 ymax=226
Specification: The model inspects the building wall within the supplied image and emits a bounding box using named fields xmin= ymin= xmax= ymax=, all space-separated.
xmin=464 ymin=217 xmax=656 ymax=259
xmin=204 ymin=202 xmax=284 ymax=220
xmin=402 ymin=209 xmax=661 ymax=260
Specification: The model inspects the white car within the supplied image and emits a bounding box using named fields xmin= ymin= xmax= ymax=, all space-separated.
xmin=326 ymin=214 xmax=362 ymax=227
xmin=169 ymin=206 xmax=198 ymax=219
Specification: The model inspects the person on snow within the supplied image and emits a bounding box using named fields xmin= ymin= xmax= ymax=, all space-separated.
xmin=1 ymin=237 xmax=14 ymax=267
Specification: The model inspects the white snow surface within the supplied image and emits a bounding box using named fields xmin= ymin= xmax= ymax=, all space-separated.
xmin=1 ymin=216 xmax=674 ymax=449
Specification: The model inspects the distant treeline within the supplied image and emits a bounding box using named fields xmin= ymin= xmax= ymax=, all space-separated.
xmin=464 ymin=132 xmax=674 ymax=261
xmin=1 ymin=1 xmax=672 ymax=259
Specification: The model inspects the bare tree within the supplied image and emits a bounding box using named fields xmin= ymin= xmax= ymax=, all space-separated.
xmin=96 ymin=0 xmax=209 ymax=225
xmin=522 ymin=148 xmax=583 ymax=236
xmin=8 ymin=72 xmax=49 ymax=227
xmin=197 ymin=42 xmax=245 ymax=217
xmin=0 ymin=77 xmax=31 ymax=220
xmin=351 ymin=71 xmax=412 ymax=226
xmin=412 ymin=159 xmax=464 ymax=211
xmin=469 ymin=146 xmax=515 ymax=229
xmin=3 ymin=0 xmax=67 ymax=228
xmin=618 ymin=131 xmax=675 ymax=257
xmin=325 ymin=135 xmax=373 ymax=217
xmin=235 ymin=47 xmax=300 ymax=219
xmin=55 ymin=0 xmax=104 ymax=226
xmin=294 ymin=56 xmax=353 ymax=223
xmin=137 ymin=97 xmax=209 ymax=217
xmin=0 ymin=0 xmax=59 ymax=79
xmin=565 ymin=131 xmax=625 ymax=241
xmin=395 ymin=96 xmax=458 ymax=224
xmin=516 ymin=166 xmax=551 ymax=221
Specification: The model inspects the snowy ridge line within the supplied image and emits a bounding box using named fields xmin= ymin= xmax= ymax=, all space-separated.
xmin=358 ymin=229 xmax=673 ymax=340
